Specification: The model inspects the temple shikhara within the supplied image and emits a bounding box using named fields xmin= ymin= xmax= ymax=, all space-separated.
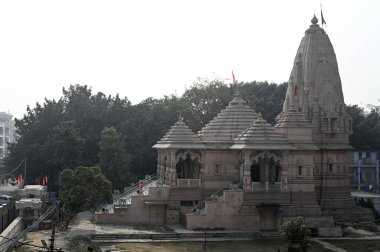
xmin=96 ymin=15 xmax=372 ymax=235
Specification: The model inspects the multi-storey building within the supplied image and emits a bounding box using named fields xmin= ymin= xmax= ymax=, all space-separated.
xmin=0 ymin=112 xmax=16 ymax=159
xmin=348 ymin=150 xmax=380 ymax=192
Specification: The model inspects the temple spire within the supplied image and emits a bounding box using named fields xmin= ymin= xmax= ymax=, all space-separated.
xmin=311 ymin=14 xmax=318 ymax=25
xmin=277 ymin=14 xmax=352 ymax=139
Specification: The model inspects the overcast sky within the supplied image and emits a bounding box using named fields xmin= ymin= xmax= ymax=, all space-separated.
xmin=0 ymin=0 xmax=379 ymax=119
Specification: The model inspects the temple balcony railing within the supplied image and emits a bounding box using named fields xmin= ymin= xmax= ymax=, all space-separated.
xmin=177 ymin=179 xmax=201 ymax=188
xmin=252 ymin=181 xmax=282 ymax=191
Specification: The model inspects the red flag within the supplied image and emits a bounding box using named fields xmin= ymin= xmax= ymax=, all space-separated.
xmin=43 ymin=176 xmax=48 ymax=186
xmin=232 ymin=70 xmax=237 ymax=85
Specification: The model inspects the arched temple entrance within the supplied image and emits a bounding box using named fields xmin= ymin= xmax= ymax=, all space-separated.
xmin=251 ymin=151 xmax=282 ymax=191
xmin=176 ymin=153 xmax=200 ymax=179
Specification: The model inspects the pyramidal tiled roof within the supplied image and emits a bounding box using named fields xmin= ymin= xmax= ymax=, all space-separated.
xmin=236 ymin=115 xmax=287 ymax=143
xmin=197 ymin=94 xmax=258 ymax=142
xmin=153 ymin=117 xmax=203 ymax=149
xmin=160 ymin=117 xmax=199 ymax=143
xmin=275 ymin=107 xmax=313 ymax=128
xmin=232 ymin=115 xmax=294 ymax=150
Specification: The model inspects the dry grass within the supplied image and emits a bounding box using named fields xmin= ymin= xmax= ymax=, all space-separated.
xmin=117 ymin=240 xmax=328 ymax=252
xmin=328 ymin=239 xmax=380 ymax=252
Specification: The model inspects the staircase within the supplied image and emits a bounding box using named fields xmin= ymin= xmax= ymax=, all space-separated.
xmin=187 ymin=181 xmax=241 ymax=215
xmin=103 ymin=175 xmax=159 ymax=213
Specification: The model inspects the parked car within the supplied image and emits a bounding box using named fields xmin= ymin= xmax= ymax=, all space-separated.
xmin=0 ymin=195 xmax=13 ymax=202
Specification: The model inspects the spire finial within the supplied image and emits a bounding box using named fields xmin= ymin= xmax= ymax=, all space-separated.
xmin=234 ymin=90 xmax=241 ymax=97
xmin=178 ymin=114 xmax=183 ymax=122
xmin=311 ymin=14 xmax=318 ymax=25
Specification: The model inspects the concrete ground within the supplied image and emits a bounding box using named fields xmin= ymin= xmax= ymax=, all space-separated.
xmin=17 ymin=211 xmax=380 ymax=251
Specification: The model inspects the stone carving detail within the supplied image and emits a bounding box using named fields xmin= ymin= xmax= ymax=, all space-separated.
xmin=176 ymin=150 xmax=201 ymax=162
xmin=251 ymin=151 xmax=281 ymax=163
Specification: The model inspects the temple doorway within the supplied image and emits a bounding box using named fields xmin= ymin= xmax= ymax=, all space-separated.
xmin=251 ymin=164 xmax=260 ymax=182
xmin=176 ymin=153 xmax=200 ymax=179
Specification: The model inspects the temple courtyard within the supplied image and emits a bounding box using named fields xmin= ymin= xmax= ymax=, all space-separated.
xmin=6 ymin=211 xmax=380 ymax=252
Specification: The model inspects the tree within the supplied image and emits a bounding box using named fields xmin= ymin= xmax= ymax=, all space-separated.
xmin=59 ymin=166 xmax=112 ymax=217
xmin=5 ymin=84 xmax=132 ymax=189
xmin=50 ymin=121 xmax=85 ymax=169
xmin=347 ymin=105 xmax=380 ymax=150
xmin=238 ymin=81 xmax=287 ymax=124
xmin=181 ymin=78 xmax=232 ymax=132
xmin=280 ymin=217 xmax=310 ymax=252
xmin=98 ymin=127 xmax=132 ymax=190
xmin=4 ymin=99 xmax=65 ymax=185
xmin=5 ymin=81 xmax=290 ymax=190
xmin=121 ymin=96 xmax=182 ymax=177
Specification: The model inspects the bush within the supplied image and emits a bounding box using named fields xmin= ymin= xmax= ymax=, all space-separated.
xmin=280 ymin=216 xmax=310 ymax=252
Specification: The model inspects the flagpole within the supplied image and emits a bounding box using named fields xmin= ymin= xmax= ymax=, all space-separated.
xmin=320 ymin=3 xmax=323 ymax=28
xmin=320 ymin=3 xmax=326 ymax=29
xmin=24 ymin=157 xmax=27 ymax=185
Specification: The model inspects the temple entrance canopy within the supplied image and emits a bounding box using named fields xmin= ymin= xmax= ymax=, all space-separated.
xmin=231 ymin=115 xmax=294 ymax=191
xmin=176 ymin=152 xmax=200 ymax=179
xmin=250 ymin=151 xmax=281 ymax=185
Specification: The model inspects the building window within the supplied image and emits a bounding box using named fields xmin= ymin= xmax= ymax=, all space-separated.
xmin=315 ymin=166 xmax=319 ymax=174
xmin=329 ymin=163 xmax=333 ymax=173
xmin=0 ymin=127 xmax=3 ymax=135
xmin=296 ymin=159 xmax=303 ymax=176
xmin=214 ymin=164 xmax=221 ymax=174
xmin=0 ymin=148 xmax=3 ymax=157
xmin=0 ymin=138 xmax=3 ymax=146
xmin=298 ymin=166 xmax=302 ymax=176
xmin=4 ymin=128 xmax=9 ymax=136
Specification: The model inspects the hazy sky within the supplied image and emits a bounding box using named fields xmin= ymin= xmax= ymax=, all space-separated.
xmin=1 ymin=0 xmax=379 ymax=119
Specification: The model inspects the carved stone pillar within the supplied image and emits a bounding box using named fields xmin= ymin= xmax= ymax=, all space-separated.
xmin=281 ymin=151 xmax=289 ymax=191
xmin=165 ymin=151 xmax=170 ymax=185
xmin=169 ymin=150 xmax=177 ymax=187
xmin=157 ymin=150 xmax=162 ymax=179
xmin=243 ymin=151 xmax=252 ymax=192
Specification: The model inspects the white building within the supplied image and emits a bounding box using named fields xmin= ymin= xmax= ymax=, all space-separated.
xmin=348 ymin=150 xmax=380 ymax=192
xmin=0 ymin=112 xmax=16 ymax=158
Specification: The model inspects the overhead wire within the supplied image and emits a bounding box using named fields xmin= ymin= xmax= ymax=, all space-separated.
xmin=0 ymin=201 xmax=60 ymax=250
xmin=0 ymin=158 xmax=25 ymax=177
xmin=0 ymin=235 xmax=65 ymax=251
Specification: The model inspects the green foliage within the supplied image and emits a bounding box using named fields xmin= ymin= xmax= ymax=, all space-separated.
xmin=50 ymin=121 xmax=84 ymax=169
xmin=98 ymin=127 xmax=132 ymax=190
xmin=181 ymin=79 xmax=232 ymax=132
xmin=280 ymin=217 xmax=310 ymax=251
xmin=347 ymin=104 xmax=380 ymax=150
xmin=59 ymin=166 xmax=112 ymax=215
xmin=5 ymin=81 xmax=287 ymax=190
xmin=5 ymin=85 xmax=132 ymax=189
xmin=238 ymin=81 xmax=287 ymax=124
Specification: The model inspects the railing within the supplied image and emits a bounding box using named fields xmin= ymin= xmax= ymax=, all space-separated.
xmin=252 ymin=181 xmax=282 ymax=191
xmin=113 ymin=174 xmax=157 ymax=203
xmin=186 ymin=181 xmax=240 ymax=214
xmin=177 ymin=179 xmax=201 ymax=188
